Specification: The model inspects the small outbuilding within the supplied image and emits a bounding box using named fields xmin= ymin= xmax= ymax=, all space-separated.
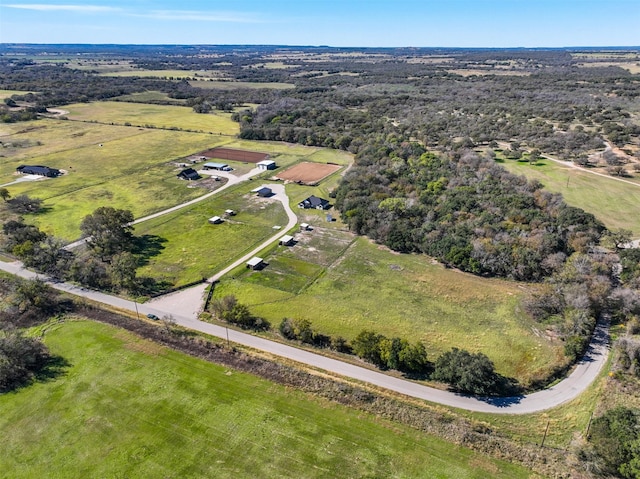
xmin=246 ymin=257 xmax=265 ymax=270
xmin=298 ymin=195 xmax=330 ymax=210
xmin=203 ymin=162 xmax=229 ymax=171
xmin=252 ymin=186 xmax=273 ymax=197
xmin=224 ymin=209 xmax=236 ymax=216
xmin=257 ymin=160 xmax=277 ymax=170
xmin=300 ymin=223 xmax=310 ymax=231
xmin=177 ymin=168 xmax=201 ymax=181
xmin=279 ymin=235 xmax=295 ymax=246
xmin=208 ymin=216 xmax=223 ymax=224
xmin=16 ymin=165 xmax=60 ymax=177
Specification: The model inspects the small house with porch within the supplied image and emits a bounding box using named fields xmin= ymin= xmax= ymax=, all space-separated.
xmin=298 ymin=195 xmax=330 ymax=210
xmin=177 ymin=168 xmax=201 ymax=181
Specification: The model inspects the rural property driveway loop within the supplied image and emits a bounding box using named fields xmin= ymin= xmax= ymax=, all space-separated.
xmin=0 ymin=256 xmax=609 ymax=415
xmin=64 ymin=167 xmax=263 ymax=250
xmin=145 ymin=182 xmax=299 ymax=317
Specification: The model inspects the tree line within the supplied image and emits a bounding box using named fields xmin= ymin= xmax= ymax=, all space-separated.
xmin=209 ymin=295 xmax=516 ymax=396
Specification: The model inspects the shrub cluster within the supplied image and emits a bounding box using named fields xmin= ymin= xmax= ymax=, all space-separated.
xmin=279 ymin=317 xmax=349 ymax=352
xmin=351 ymin=330 xmax=431 ymax=375
xmin=584 ymin=407 xmax=640 ymax=478
xmin=0 ymin=330 xmax=50 ymax=392
xmin=210 ymin=295 xmax=270 ymax=331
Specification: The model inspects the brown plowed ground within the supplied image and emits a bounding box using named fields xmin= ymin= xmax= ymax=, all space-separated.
xmin=276 ymin=162 xmax=341 ymax=184
xmin=198 ymin=147 xmax=269 ymax=163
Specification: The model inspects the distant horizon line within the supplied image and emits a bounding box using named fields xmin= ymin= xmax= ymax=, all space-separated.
xmin=1 ymin=43 xmax=639 ymax=51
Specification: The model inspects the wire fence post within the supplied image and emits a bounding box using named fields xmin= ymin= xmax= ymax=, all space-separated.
xmin=541 ymin=420 xmax=550 ymax=448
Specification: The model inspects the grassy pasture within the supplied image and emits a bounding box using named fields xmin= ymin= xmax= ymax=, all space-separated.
xmin=245 ymin=62 xmax=299 ymax=69
xmin=0 ymin=113 xmax=352 ymax=240
xmin=499 ymin=158 xmax=640 ymax=236
xmin=0 ymin=89 xmax=34 ymax=99
xmin=63 ymin=101 xmax=239 ymax=135
xmin=100 ymin=69 xmax=222 ymax=79
xmin=215 ymin=234 xmax=561 ymax=384
xmin=189 ymin=80 xmax=296 ymax=90
xmin=111 ymin=91 xmax=188 ymax=104
xmin=0 ymin=320 xmax=533 ymax=478
xmin=1 ymin=123 xmax=233 ymax=239
xmin=64 ymin=59 xmax=134 ymax=72
xmin=134 ymin=184 xmax=289 ymax=286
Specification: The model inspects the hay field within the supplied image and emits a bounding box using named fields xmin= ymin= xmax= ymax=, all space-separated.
xmin=63 ymin=101 xmax=239 ymax=135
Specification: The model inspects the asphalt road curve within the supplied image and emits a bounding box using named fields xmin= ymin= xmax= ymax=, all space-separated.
xmin=0 ymin=259 xmax=609 ymax=415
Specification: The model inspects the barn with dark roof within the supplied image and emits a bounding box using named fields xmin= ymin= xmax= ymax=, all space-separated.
xmin=16 ymin=165 xmax=61 ymax=177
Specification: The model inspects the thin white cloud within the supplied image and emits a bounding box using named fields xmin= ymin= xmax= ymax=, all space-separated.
xmin=4 ymin=4 xmax=119 ymax=13
xmin=139 ymin=10 xmax=266 ymax=24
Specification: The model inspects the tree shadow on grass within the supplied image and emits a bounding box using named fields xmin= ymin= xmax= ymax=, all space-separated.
xmin=131 ymin=234 xmax=167 ymax=266
xmin=133 ymin=276 xmax=174 ymax=297
xmin=1 ymin=354 xmax=70 ymax=394
xmin=33 ymin=354 xmax=71 ymax=384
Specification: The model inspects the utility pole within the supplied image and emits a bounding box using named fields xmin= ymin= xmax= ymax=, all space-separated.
xmin=133 ymin=301 xmax=140 ymax=320
xmin=226 ymin=327 xmax=230 ymax=348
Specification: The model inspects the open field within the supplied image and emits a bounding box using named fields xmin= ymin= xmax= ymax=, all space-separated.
xmin=99 ymin=69 xmax=224 ymax=79
xmin=0 ymin=320 xmax=533 ymax=479
xmin=499 ymin=158 xmax=640 ymax=236
xmin=576 ymin=61 xmax=640 ymax=74
xmin=200 ymin=146 xmax=269 ymax=163
xmin=188 ymin=80 xmax=296 ymax=90
xmin=111 ymin=91 xmax=188 ymax=104
xmin=0 ymin=89 xmax=34 ymax=99
xmin=134 ymin=183 xmax=289 ymax=287
xmin=63 ymin=101 xmax=239 ymax=135
xmin=0 ymin=114 xmax=352 ymax=240
xmin=215 ymin=234 xmax=561 ymax=384
xmin=0 ymin=121 xmax=233 ymax=239
xmin=276 ymin=161 xmax=342 ymax=184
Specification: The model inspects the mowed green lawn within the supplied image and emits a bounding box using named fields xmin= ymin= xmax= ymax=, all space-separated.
xmin=0 ymin=320 xmax=534 ymax=478
xmin=500 ymin=159 xmax=640 ymax=237
xmin=134 ymin=184 xmax=289 ymax=286
xmin=63 ymin=101 xmax=239 ymax=135
xmin=215 ymin=234 xmax=562 ymax=385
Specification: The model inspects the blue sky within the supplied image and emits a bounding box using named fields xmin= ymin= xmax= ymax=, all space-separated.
xmin=0 ymin=0 xmax=638 ymax=47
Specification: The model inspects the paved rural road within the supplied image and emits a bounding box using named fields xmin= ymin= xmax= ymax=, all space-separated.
xmin=0 ymin=256 xmax=609 ymax=414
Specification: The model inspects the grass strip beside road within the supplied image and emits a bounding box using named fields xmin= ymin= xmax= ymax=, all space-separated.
xmin=0 ymin=320 xmax=534 ymax=479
